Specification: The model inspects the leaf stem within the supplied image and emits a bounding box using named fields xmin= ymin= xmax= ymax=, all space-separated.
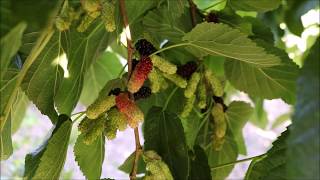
xmin=211 ymin=153 xmax=267 ymax=170
xmin=149 ymin=42 xmax=190 ymax=56
xmin=72 ymin=112 xmax=86 ymax=124
xmin=119 ymin=0 xmax=142 ymax=179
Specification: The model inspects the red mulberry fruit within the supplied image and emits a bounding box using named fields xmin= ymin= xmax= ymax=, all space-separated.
xmin=128 ymin=57 xmax=153 ymax=93
xmin=177 ymin=61 xmax=198 ymax=79
xmin=135 ymin=39 xmax=157 ymax=56
xmin=134 ymin=86 xmax=152 ymax=100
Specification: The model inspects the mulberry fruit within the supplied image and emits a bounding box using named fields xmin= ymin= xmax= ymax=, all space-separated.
xmin=184 ymin=72 xmax=200 ymax=98
xmin=116 ymin=93 xmax=144 ymax=128
xmin=101 ymin=1 xmax=116 ymax=32
xmin=107 ymin=108 xmax=127 ymax=131
xmin=108 ymin=88 xmax=121 ymax=96
xmin=162 ymin=73 xmax=187 ymax=88
xmin=213 ymin=96 xmax=228 ymax=112
xmin=211 ymin=103 xmax=227 ymax=138
xmin=104 ymin=111 xmax=119 ymax=140
xmin=143 ymin=151 xmax=174 ymax=180
xmin=148 ymin=68 xmax=167 ymax=93
xmin=177 ymin=61 xmax=198 ymax=79
xmin=206 ymin=12 xmax=219 ymax=23
xmin=132 ymin=59 xmax=139 ymax=70
xmin=86 ymin=95 xmax=116 ymax=119
xmin=79 ymin=116 xmax=105 ymax=145
xmin=134 ymin=86 xmax=152 ymax=100
xmin=205 ymin=70 xmax=223 ymax=97
xmin=150 ymin=55 xmax=177 ymax=74
xmin=197 ymin=81 xmax=207 ymax=109
xmin=77 ymin=11 xmax=101 ymax=32
xmin=180 ymin=95 xmax=196 ymax=118
xmin=55 ymin=17 xmax=71 ymax=31
xmin=135 ymin=39 xmax=157 ymax=56
xmin=212 ymin=135 xmax=225 ymax=151
xmin=128 ymin=57 xmax=153 ymax=93
xmin=80 ymin=0 xmax=101 ymax=12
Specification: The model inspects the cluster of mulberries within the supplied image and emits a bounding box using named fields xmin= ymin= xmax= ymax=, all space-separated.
xmin=104 ymin=108 xmax=127 ymax=140
xmin=134 ymin=86 xmax=152 ymax=100
xmin=79 ymin=116 xmax=105 ymax=145
xmin=128 ymin=57 xmax=153 ymax=93
xmin=211 ymin=103 xmax=227 ymax=151
xmin=205 ymin=12 xmax=219 ymax=23
xmin=101 ymin=1 xmax=116 ymax=32
xmin=116 ymin=93 xmax=144 ymax=128
xmin=143 ymin=151 xmax=174 ymax=180
xmin=86 ymin=95 xmax=116 ymax=119
xmin=55 ymin=4 xmax=81 ymax=31
xmin=177 ymin=61 xmax=198 ymax=79
xmin=135 ymin=39 xmax=157 ymax=56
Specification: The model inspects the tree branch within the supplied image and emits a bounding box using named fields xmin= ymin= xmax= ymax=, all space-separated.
xmin=119 ymin=0 xmax=142 ymax=179
xmin=188 ymin=0 xmax=198 ymax=27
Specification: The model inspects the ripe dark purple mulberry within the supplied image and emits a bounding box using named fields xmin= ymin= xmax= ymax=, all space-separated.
xmin=135 ymin=39 xmax=157 ymax=56
xmin=206 ymin=12 xmax=219 ymax=23
xmin=177 ymin=61 xmax=198 ymax=79
xmin=134 ymin=86 xmax=152 ymax=100
xmin=108 ymin=88 xmax=121 ymax=96
xmin=132 ymin=59 xmax=139 ymax=70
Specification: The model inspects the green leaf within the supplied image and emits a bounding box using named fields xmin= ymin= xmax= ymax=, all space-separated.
xmin=21 ymin=32 xmax=63 ymax=122
xmin=0 ymin=22 xmax=26 ymax=79
xmin=207 ymin=130 xmax=239 ymax=180
xmin=144 ymin=107 xmax=189 ymax=180
xmin=182 ymin=22 xmax=281 ymax=67
xmin=245 ymin=130 xmax=288 ymax=180
xmin=79 ymin=52 xmax=123 ymax=106
xmin=181 ymin=110 xmax=204 ymax=149
xmin=0 ymin=114 xmax=13 ymax=160
xmin=250 ymin=97 xmax=268 ymax=129
xmin=24 ymin=114 xmax=72 ymax=179
xmin=11 ymin=89 xmax=29 ymax=134
xmin=188 ymin=145 xmax=212 ymax=180
xmin=124 ymin=0 xmax=158 ymax=25
xmin=225 ymin=40 xmax=299 ymax=104
xmin=287 ymin=39 xmax=320 ymax=179
xmin=284 ymin=1 xmax=318 ymax=36
xmin=118 ymin=151 xmax=146 ymax=174
xmin=226 ymin=101 xmax=253 ymax=155
xmin=228 ymin=0 xmax=281 ymax=12
xmin=55 ymin=23 xmax=113 ymax=115
xmin=74 ymin=134 xmax=105 ymax=180
xmin=203 ymin=56 xmax=225 ymax=77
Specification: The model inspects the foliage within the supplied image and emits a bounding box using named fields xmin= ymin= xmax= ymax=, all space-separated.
xmin=0 ymin=0 xmax=319 ymax=179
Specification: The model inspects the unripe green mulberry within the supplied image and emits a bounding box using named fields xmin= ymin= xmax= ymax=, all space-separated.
xmin=205 ymin=70 xmax=223 ymax=97
xmin=86 ymin=95 xmax=116 ymax=119
xmin=184 ymin=72 xmax=200 ymax=98
xmin=77 ymin=11 xmax=101 ymax=32
xmin=211 ymin=103 xmax=227 ymax=138
xmin=104 ymin=114 xmax=118 ymax=140
xmin=81 ymin=0 xmax=101 ymax=12
xmin=212 ymin=135 xmax=225 ymax=151
xmin=180 ymin=95 xmax=196 ymax=118
xmin=107 ymin=108 xmax=127 ymax=131
xmin=55 ymin=17 xmax=71 ymax=31
xmin=146 ymin=161 xmax=173 ymax=180
xmin=143 ymin=150 xmax=162 ymax=162
xmin=101 ymin=1 xmax=116 ymax=32
xmin=150 ymin=55 xmax=177 ymax=75
xmin=79 ymin=116 xmax=105 ymax=145
xmin=148 ymin=68 xmax=167 ymax=93
xmin=197 ymin=81 xmax=207 ymax=109
xmin=115 ymin=93 xmax=144 ymax=128
xmin=162 ymin=73 xmax=187 ymax=88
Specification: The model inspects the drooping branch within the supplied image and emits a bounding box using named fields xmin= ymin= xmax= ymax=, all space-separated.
xmin=118 ymin=0 xmax=142 ymax=179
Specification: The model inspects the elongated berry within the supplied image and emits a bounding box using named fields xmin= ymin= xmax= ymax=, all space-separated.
xmin=177 ymin=61 xmax=197 ymax=79
xmin=205 ymin=70 xmax=223 ymax=97
xmin=211 ymin=103 xmax=227 ymax=138
xmin=212 ymin=135 xmax=225 ymax=151
xmin=134 ymin=86 xmax=152 ymax=100
xmin=180 ymin=95 xmax=196 ymax=118
xmin=55 ymin=17 xmax=71 ymax=31
xmin=80 ymin=0 xmax=101 ymax=12
xmin=184 ymin=72 xmax=200 ymax=98
xmin=77 ymin=11 xmax=101 ymax=32
xmin=107 ymin=108 xmax=128 ymax=131
xmin=135 ymin=39 xmax=157 ymax=56
xmin=143 ymin=151 xmax=162 ymax=162
xmin=162 ymin=73 xmax=187 ymax=88
xmin=148 ymin=68 xmax=167 ymax=93
xmin=197 ymin=80 xmax=207 ymax=109
xmin=86 ymin=95 xmax=116 ymax=119
xmin=79 ymin=116 xmax=105 ymax=145
xmin=150 ymin=55 xmax=177 ymax=75
xmin=115 ymin=93 xmax=144 ymax=128
xmin=104 ymin=112 xmax=118 ymax=140
xmin=101 ymin=1 xmax=115 ymax=32
xmin=128 ymin=57 xmax=153 ymax=93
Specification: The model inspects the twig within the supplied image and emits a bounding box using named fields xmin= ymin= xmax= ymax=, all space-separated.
xmin=119 ymin=0 xmax=142 ymax=179
xmin=188 ymin=0 xmax=198 ymax=27
xmin=211 ymin=153 xmax=267 ymax=170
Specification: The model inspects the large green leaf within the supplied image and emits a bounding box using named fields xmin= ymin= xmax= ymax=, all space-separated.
xmin=207 ymin=130 xmax=239 ymax=180
xmin=24 ymin=114 xmax=72 ymax=179
xmin=21 ymin=32 xmax=63 ymax=122
xmin=0 ymin=114 xmax=12 ymax=160
xmin=144 ymin=107 xmax=189 ymax=180
xmin=74 ymin=134 xmax=105 ymax=180
xmin=182 ymin=22 xmax=281 ymax=67
xmin=181 ymin=110 xmax=204 ymax=149
xmin=225 ymin=40 xmax=299 ymax=104
xmin=79 ymin=52 xmax=123 ymax=106
xmin=188 ymin=145 xmax=212 ymax=180
xmin=228 ymin=0 xmax=281 ymax=12
xmin=226 ymin=101 xmax=253 ymax=155
xmin=11 ymin=89 xmax=29 ymax=134
xmin=55 ymin=23 xmax=113 ymax=115
xmin=245 ymin=130 xmax=288 ymax=180
xmin=287 ymin=39 xmax=319 ymax=179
